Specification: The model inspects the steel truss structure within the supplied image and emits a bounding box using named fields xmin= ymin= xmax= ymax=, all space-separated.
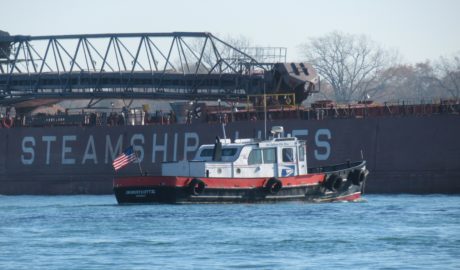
xmin=0 ymin=32 xmax=274 ymax=104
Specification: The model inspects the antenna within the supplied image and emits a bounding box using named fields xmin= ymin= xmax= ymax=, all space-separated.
xmin=264 ymin=83 xmax=267 ymax=140
xmin=222 ymin=123 xmax=227 ymax=141
xmin=218 ymin=98 xmax=227 ymax=141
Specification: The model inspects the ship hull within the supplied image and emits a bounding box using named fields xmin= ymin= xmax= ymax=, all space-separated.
xmin=1 ymin=114 xmax=459 ymax=194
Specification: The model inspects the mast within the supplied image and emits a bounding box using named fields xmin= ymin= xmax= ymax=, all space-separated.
xmin=264 ymin=84 xmax=267 ymax=140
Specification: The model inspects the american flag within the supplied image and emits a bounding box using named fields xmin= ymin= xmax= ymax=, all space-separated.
xmin=112 ymin=146 xmax=138 ymax=171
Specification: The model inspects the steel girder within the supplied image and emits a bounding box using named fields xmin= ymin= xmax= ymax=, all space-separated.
xmin=0 ymin=32 xmax=269 ymax=104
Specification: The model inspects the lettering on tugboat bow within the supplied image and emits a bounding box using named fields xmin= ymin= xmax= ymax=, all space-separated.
xmin=125 ymin=189 xmax=156 ymax=195
xmin=19 ymin=129 xmax=331 ymax=165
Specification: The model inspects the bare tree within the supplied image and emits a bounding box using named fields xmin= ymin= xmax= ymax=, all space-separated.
xmin=220 ymin=34 xmax=252 ymax=56
xmin=375 ymin=62 xmax=444 ymax=102
xmin=300 ymin=31 xmax=395 ymax=102
xmin=435 ymin=53 xmax=460 ymax=100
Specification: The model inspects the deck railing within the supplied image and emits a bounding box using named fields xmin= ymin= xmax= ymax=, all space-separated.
xmin=0 ymin=99 xmax=458 ymax=128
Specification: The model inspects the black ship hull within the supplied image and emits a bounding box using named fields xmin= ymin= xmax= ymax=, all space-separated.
xmin=0 ymin=115 xmax=459 ymax=194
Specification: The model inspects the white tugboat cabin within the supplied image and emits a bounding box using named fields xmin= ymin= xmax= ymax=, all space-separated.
xmin=162 ymin=126 xmax=308 ymax=178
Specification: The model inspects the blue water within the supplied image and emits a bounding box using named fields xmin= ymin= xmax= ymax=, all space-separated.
xmin=0 ymin=195 xmax=459 ymax=270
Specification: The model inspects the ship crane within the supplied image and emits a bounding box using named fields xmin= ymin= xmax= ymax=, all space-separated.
xmin=0 ymin=31 xmax=319 ymax=108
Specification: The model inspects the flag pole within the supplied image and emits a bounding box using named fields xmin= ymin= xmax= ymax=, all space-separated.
xmin=133 ymin=148 xmax=143 ymax=175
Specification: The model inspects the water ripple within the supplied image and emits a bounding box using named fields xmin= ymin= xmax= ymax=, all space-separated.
xmin=0 ymin=195 xmax=459 ymax=270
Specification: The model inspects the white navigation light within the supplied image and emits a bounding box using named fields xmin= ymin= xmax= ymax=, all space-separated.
xmin=271 ymin=126 xmax=284 ymax=134
xmin=271 ymin=126 xmax=284 ymax=138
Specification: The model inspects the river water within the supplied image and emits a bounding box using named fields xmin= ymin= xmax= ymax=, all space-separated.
xmin=0 ymin=195 xmax=458 ymax=269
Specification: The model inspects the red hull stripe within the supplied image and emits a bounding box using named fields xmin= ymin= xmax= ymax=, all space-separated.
xmin=338 ymin=192 xmax=361 ymax=201
xmin=330 ymin=192 xmax=361 ymax=202
xmin=114 ymin=174 xmax=326 ymax=188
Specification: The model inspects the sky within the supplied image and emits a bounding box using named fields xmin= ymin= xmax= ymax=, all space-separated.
xmin=1 ymin=0 xmax=459 ymax=63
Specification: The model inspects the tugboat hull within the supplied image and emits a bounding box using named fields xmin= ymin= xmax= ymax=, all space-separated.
xmin=113 ymin=162 xmax=367 ymax=204
xmin=113 ymin=184 xmax=363 ymax=204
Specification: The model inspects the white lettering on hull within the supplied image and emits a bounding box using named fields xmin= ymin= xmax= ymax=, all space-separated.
xmin=292 ymin=129 xmax=309 ymax=137
xmin=62 ymin=135 xmax=76 ymax=165
xmin=18 ymin=128 xmax=332 ymax=166
xmin=130 ymin=134 xmax=145 ymax=163
xmin=21 ymin=136 xmax=35 ymax=165
xmin=42 ymin=136 xmax=56 ymax=165
xmin=152 ymin=133 xmax=168 ymax=162
xmin=183 ymin=132 xmax=199 ymax=160
xmin=105 ymin=135 xmax=123 ymax=164
xmin=315 ymin=129 xmax=331 ymax=160
xmin=82 ymin=135 xmax=98 ymax=164
xmin=173 ymin=133 xmax=178 ymax=162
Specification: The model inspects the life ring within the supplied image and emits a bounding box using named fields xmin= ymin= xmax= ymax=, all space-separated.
xmin=324 ymin=174 xmax=343 ymax=191
xmin=2 ymin=117 xmax=13 ymax=128
xmin=265 ymin=177 xmax=283 ymax=194
xmin=188 ymin=178 xmax=206 ymax=196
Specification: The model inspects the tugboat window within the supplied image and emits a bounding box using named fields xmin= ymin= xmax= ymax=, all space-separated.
xmin=262 ymin=148 xmax=276 ymax=163
xmin=299 ymin=145 xmax=305 ymax=161
xmin=222 ymin=148 xmax=237 ymax=156
xmin=200 ymin=147 xmax=237 ymax=157
xmin=200 ymin=148 xmax=214 ymax=157
xmin=248 ymin=149 xmax=262 ymax=165
xmin=282 ymin=148 xmax=294 ymax=162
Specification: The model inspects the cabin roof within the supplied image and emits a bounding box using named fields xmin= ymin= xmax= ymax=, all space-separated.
xmin=199 ymin=136 xmax=304 ymax=150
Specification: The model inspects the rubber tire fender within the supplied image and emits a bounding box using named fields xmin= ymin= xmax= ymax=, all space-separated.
xmin=349 ymin=170 xmax=362 ymax=186
xmin=188 ymin=178 xmax=206 ymax=196
xmin=325 ymin=174 xmax=343 ymax=191
xmin=332 ymin=176 xmax=344 ymax=191
xmin=265 ymin=178 xmax=283 ymax=194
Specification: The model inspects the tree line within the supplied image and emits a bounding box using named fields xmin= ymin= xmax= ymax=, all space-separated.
xmin=299 ymin=31 xmax=460 ymax=103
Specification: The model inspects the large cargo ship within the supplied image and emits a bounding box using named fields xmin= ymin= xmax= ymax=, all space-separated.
xmin=0 ymin=31 xmax=459 ymax=195
xmin=1 ymin=106 xmax=459 ymax=194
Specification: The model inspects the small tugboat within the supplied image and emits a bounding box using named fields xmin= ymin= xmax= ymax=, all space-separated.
xmin=113 ymin=126 xmax=368 ymax=204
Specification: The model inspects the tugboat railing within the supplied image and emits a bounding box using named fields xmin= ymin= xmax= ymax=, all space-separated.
xmin=308 ymin=160 xmax=366 ymax=174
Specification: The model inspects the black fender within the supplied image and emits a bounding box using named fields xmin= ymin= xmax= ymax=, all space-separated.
xmin=349 ymin=170 xmax=362 ymax=186
xmin=188 ymin=178 xmax=206 ymax=195
xmin=265 ymin=178 xmax=283 ymax=194
xmin=325 ymin=174 xmax=343 ymax=191
xmin=350 ymin=169 xmax=367 ymax=186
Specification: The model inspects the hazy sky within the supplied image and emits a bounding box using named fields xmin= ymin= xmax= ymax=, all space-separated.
xmin=2 ymin=0 xmax=459 ymax=63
